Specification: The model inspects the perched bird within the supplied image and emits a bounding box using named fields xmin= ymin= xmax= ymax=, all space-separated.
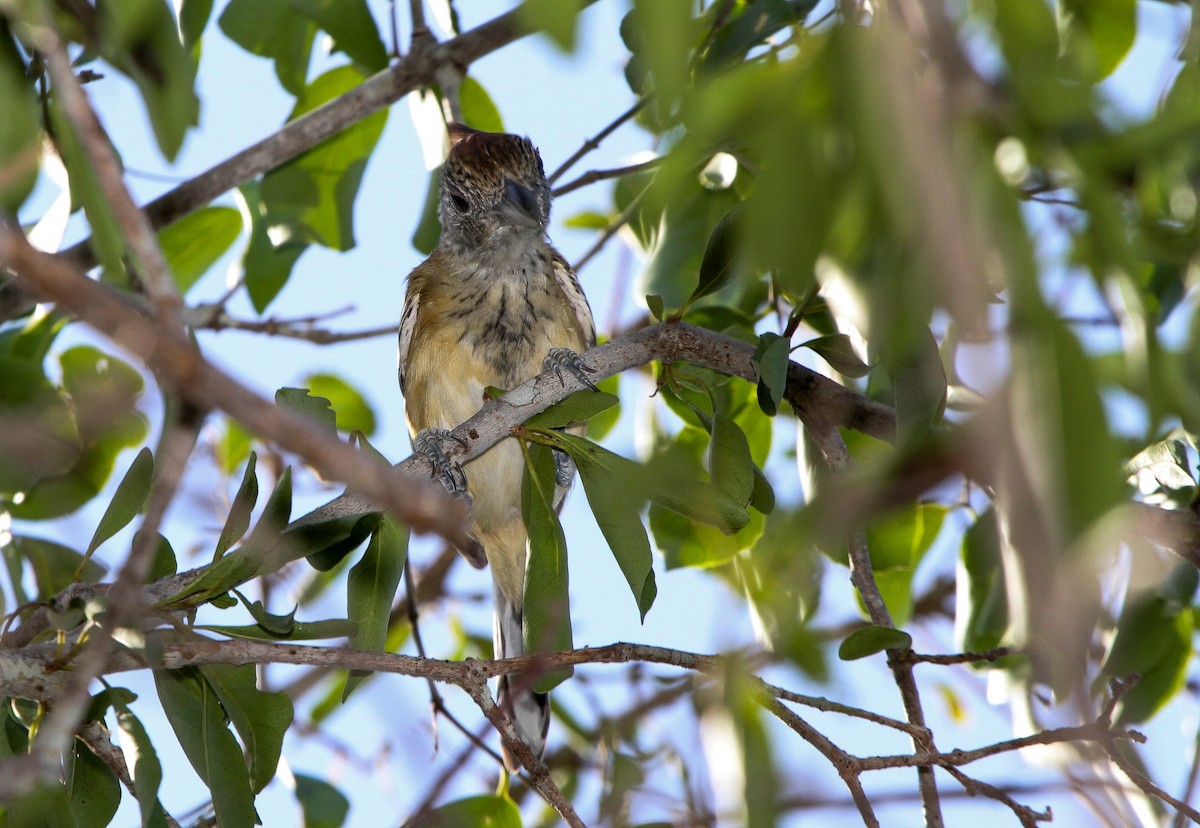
xmin=397 ymin=124 xmax=595 ymax=769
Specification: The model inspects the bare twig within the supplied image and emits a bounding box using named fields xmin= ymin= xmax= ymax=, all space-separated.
xmin=552 ymin=157 xmax=661 ymax=198
xmin=548 ymin=99 xmax=647 ymax=185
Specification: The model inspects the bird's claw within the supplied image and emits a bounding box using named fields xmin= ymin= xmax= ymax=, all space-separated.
xmin=413 ymin=428 xmax=471 ymax=500
xmin=544 ymin=347 xmax=599 ymax=391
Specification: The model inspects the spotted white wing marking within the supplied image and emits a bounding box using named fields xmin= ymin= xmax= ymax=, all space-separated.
xmin=397 ymin=286 xmax=420 ymax=394
xmin=552 ymin=254 xmax=596 ymax=348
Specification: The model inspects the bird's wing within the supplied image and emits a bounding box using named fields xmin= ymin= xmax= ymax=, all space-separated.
xmin=552 ymin=253 xmax=596 ymax=349
xmin=397 ymin=278 xmax=420 ymax=394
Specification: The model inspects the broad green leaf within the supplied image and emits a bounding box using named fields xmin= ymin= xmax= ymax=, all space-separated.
xmin=178 ymin=0 xmax=214 ymax=53
xmin=521 ymin=442 xmax=573 ymax=692
xmin=1103 ymin=569 xmax=1195 ymax=725
xmin=751 ymin=333 xmax=790 ymax=416
xmin=295 ymin=774 xmax=350 ymax=828
xmin=586 ymin=374 xmax=622 ymax=442
xmin=261 ymin=66 xmax=388 ymax=251
xmin=403 ymin=794 xmax=522 ymax=828
xmin=236 ymin=592 xmax=298 ymax=635
xmin=459 ymin=77 xmax=505 ymax=133
xmin=801 ymin=334 xmax=871 ymax=378
xmin=114 ymin=703 xmax=168 ymax=828
xmin=66 ymin=739 xmax=120 ymax=828
xmin=219 ymin=0 xmax=316 ymax=94
xmin=1059 ymin=0 xmax=1137 ymax=81
xmin=709 ymin=415 xmax=754 ymax=521
xmin=154 ymin=667 xmax=257 ymax=827
xmin=688 ymin=205 xmax=740 ymax=305
xmin=276 ymin=387 xmax=336 ymax=435
xmin=149 ymin=533 xmax=177 ymax=581
xmin=344 ymin=516 xmax=408 ymax=700
xmin=518 ymin=0 xmax=586 ymax=51
xmin=198 ymin=618 xmax=357 ymax=641
xmin=14 ymin=535 xmax=105 ymax=598
xmin=46 ymin=102 xmax=128 ymax=287
xmin=86 ymin=446 xmax=154 ymax=557
xmin=626 ymin=0 xmax=694 ymax=122
xmin=530 ymin=430 xmax=656 ymax=620
xmin=217 ymin=417 xmax=253 ymax=476
xmin=956 ymin=509 xmax=1009 ymax=654
xmin=215 ymin=451 xmax=258 ymax=558
xmin=198 ymin=662 xmax=293 ymax=793
xmin=864 ymin=503 xmax=947 ymax=625
xmin=159 ymin=206 xmax=242 ymax=295
xmin=649 ymin=500 xmax=765 ymax=570
xmin=0 ymin=27 xmax=40 ymax=212
xmin=646 ymin=293 xmax=665 ymax=321
xmin=97 ymin=0 xmax=199 ymax=159
xmin=11 ymin=347 xmax=147 ymax=519
xmin=525 ymin=390 xmax=619 ymax=430
xmin=300 ymin=510 xmax=382 ymax=572
xmin=725 ymin=667 xmax=779 ymax=828
xmin=290 ymin=0 xmax=388 ymax=72
xmin=301 ymin=373 xmax=376 ymax=435
xmin=701 ymin=0 xmax=816 ymax=69
xmin=411 ymin=169 xmax=442 ymax=255
xmin=889 ymin=328 xmax=947 ymax=441
xmin=563 ymin=210 xmax=612 ymax=230
xmin=235 ymin=181 xmax=309 ymax=313
xmin=838 ymin=625 xmax=912 ymax=660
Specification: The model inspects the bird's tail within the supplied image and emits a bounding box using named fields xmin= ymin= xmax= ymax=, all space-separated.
xmin=493 ymin=582 xmax=549 ymax=771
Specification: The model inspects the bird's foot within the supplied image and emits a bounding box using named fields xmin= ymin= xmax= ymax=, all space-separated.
xmin=412 ymin=428 xmax=471 ymax=504
xmin=544 ymin=347 xmax=598 ymax=391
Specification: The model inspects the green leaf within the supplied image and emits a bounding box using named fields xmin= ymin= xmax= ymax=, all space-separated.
xmin=403 ymin=794 xmax=522 ymax=828
xmin=114 ymin=703 xmax=168 ymax=828
xmin=838 ymin=625 xmax=912 ymax=660
xmin=529 ymin=430 xmax=656 ymax=620
xmin=295 ymin=774 xmax=350 ymax=828
xmin=646 ymin=294 xmax=665 ymax=321
xmin=154 ymin=667 xmax=258 ymax=827
xmin=0 ymin=27 xmax=41 ymax=212
xmin=525 ymin=390 xmax=619 ymax=430
xmin=159 ymin=206 xmax=242 ymax=295
xmin=14 ymin=535 xmax=105 ymax=598
xmin=649 ymin=500 xmax=765 ymax=570
xmin=688 ymin=205 xmax=740 ymax=304
xmin=198 ymin=662 xmax=293 ymax=793
xmin=97 ymin=0 xmax=199 ymax=159
xmin=521 ymin=442 xmax=574 ymax=693
xmin=261 ymin=66 xmax=388 ymax=251
xmin=198 ymin=618 xmax=357 ymax=641
xmin=276 ymin=387 xmax=336 ymax=436
xmin=801 ymin=334 xmax=871 ymax=378
xmin=459 ymin=77 xmax=505 ymax=133
xmin=563 ymin=210 xmax=612 ymax=230
xmin=66 ymin=738 xmax=121 ymax=828
xmin=301 ymin=373 xmax=376 ymax=435
xmin=1059 ymin=0 xmax=1137 ymax=81
xmin=957 ymin=509 xmax=1009 ymax=653
xmin=344 ymin=516 xmax=408 ymax=700
xmin=290 ymin=0 xmax=388 ymax=72
xmin=178 ymin=0 xmax=214 ymax=53
xmin=864 ymin=504 xmax=947 ymax=626
xmin=217 ymin=418 xmax=253 ymax=476
xmin=517 ymin=0 xmax=587 ymax=51
xmin=411 ymin=168 xmax=442 ymax=255
xmin=236 ymin=592 xmax=298 ymax=635
xmin=300 ymin=510 xmax=382 ymax=572
xmin=215 ymin=451 xmax=259 ymax=559
xmin=889 ymin=328 xmax=947 ymax=441
xmin=219 ymin=0 xmax=316 ymax=95
xmin=751 ymin=333 xmax=790 ymax=416
xmin=235 ymin=181 xmax=309 ymax=313
xmin=11 ymin=347 xmax=148 ymax=519
xmin=709 ymin=415 xmax=754 ymax=522
xmin=86 ymin=446 xmax=154 ymax=557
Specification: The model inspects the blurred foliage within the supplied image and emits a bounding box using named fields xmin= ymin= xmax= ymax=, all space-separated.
xmin=1 ymin=0 xmax=1199 ymax=825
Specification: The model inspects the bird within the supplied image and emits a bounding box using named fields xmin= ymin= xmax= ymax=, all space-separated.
xmin=397 ymin=123 xmax=596 ymax=770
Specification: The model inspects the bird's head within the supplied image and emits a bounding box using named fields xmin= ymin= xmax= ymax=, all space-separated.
xmin=438 ymin=123 xmax=551 ymax=250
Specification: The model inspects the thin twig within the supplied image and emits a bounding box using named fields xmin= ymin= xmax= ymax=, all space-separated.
xmin=552 ymin=157 xmax=661 ymax=198
xmin=548 ymin=99 xmax=647 ymax=185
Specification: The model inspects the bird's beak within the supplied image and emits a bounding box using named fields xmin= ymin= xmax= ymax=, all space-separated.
xmin=496 ymin=179 xmax=541 ymax=229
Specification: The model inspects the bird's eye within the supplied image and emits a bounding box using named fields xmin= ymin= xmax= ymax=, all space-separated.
xmin=450 ymin=194 xmax=469 ymax=213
